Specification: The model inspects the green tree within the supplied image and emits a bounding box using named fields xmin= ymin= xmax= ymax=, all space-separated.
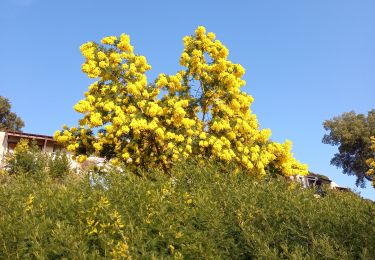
xmin=0 ymin=96 xmax=24 ymax=132
xmin=322 ymin=110 xmax=375 ymax=187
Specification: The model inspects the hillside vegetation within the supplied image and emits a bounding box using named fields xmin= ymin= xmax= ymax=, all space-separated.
xmin=0 ymin=160 xmax=374 ymax=259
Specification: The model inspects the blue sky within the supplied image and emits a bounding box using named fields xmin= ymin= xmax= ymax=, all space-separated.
xmin=1 ymin=0 xmax=374 ymax=199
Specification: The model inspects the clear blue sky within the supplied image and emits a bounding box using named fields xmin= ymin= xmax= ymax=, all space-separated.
xmin=1 ymin=0 xmax=374 ymax=199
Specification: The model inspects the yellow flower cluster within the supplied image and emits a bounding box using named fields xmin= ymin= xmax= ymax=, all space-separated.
xmin=366 ymin=136 xmax=375 ymax=187
xmin=14 ymin=138 xmax=30 ymax=154
xmin=24 ymin=193 xmax=35 ymax=213
xmin=55 ymin=26 xmax=308 ymax=177
xmin=85 ymin=196 xmax=130 ymax=259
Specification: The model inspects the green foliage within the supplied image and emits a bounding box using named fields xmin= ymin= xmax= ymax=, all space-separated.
xmin=0 ymin=160 xmax=374 ymax=259
xmin=0 ymin=95 xmax=24 ymax=132
xmin=6 ymin=139 xmax=47 ymax=177
xmin=5 ymin=139 xmax=71 ymax=179
xmin=323 ymin=109 xmax=375 ymax=187
xmin=47 ymin=151 xmax=71 ymax=179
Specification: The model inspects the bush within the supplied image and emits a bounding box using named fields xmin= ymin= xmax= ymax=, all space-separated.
xmin=5 ymin=139 xmax=71 ymax=179
xmin=47 ymin=151 xmax=71 ymax=179
xmin=0 ymin=160 xmax=374 ymax=259
xmin=5 ymin=139 xmax=47 ymax=178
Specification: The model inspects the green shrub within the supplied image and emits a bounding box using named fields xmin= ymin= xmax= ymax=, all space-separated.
xmin=47 ymin=151 xmax=71 ymax=179
xmin=5 ymin=139 xmax=71 ymax=180
xmin=0 ymin=160 xmax=374 ymax=259
xmin=5 ymin=139 xmax=47 ymax=178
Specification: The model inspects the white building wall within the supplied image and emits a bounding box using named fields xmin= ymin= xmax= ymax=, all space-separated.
xmin=0 ymin=132 xmax=7 ymax=167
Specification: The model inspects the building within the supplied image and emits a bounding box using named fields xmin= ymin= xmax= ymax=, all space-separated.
xmin=292 ymin=172 xmax=349 ymax=191
xmin=0 ymin=131 xmax=57 ymax=154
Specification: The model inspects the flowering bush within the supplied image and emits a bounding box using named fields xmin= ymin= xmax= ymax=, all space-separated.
xmin=54 ymin=26 xmax=308 ymax=177
xmin=5 ymin=139 xmax=71 ymax=179
xmin=6 ymin=139 xmax=47 ymax=176
xmin=0 ymin=161 xmax=374 ymax=259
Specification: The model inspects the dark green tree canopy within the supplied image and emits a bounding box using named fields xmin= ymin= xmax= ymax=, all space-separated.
xmin=0 ymin=96 xmax=24 ymax=132
xmin=322 ymin=109 xmax=375 ymax=187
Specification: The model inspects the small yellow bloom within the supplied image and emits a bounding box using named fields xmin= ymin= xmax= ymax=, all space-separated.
xmin=101 ymin=36 xmax=117 ymax=45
